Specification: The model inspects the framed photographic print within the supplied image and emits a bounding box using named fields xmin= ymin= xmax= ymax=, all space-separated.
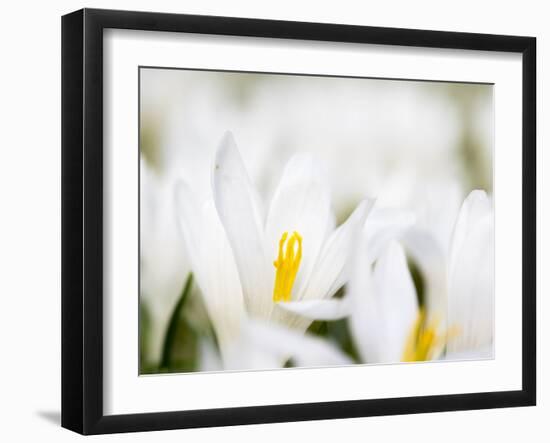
xmin=61 ymin=8 xmax=536 ymax=435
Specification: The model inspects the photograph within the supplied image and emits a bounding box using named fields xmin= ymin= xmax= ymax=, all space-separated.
xmin=138 ymin=67 xmax=494 ymax=375
xmin=0 ymin=1 xmax=542 ymax=440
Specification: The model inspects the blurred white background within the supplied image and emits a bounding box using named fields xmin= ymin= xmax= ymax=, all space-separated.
xmin=141 ymin=69 xmax=492 ymax=207
xmin=0 ymin=1 xmax=545 ymax=442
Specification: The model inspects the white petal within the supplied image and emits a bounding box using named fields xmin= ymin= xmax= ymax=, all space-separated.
xmin=449 ymin=190 xmax=492 ymax=277
xmin=276 ymin=298 xmax=353 ymax=320
xmin=447 ymin=212 xmax=494 ymax=354
xmin=402 ymin=227 xmax=448 ymax=321
xmin=364 ymin=207 xmax=416 ymax=264
xmin=265 ymin=153 xmax=332 ymax=299
xmin=223 ymin=339 xmax=282 ymax=371
xmin=242 ymin=320 xmax=353 ymax=368
xmin=140 ymin=161 xmax=189 ymax=363
xmin=212 ymin=132 xmax=272 ymax=319
xmin=174 ymin=181 xmax=245 ymax=359
xmin=348 ymin=236 xmax=380 ymax=363
xmin=372 ymin=242 xmax=418 ymax=361
xmin=301 ymin=199 xmax=374 ymax=301
xmin=174 ymin=181 xmax=207 ymax=291
xmin=197 ymin=339 xmax=223 ymax=372
xmin=349 ymin=241 xmax=418 ymax=364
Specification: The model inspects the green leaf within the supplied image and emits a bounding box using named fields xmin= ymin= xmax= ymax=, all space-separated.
xmin=160 ymin=273 xmax=194 ymax=370
xmin=139 ymin=302 xmax=154 ymax=373
xmin=407 ymin=258 xmax=426 ymax=308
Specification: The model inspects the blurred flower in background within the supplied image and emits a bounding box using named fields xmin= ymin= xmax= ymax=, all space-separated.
xmin=139 ymin=67 xmax=493 ymax=374
xmin=139 ymin=160 xmax=189 ymax=369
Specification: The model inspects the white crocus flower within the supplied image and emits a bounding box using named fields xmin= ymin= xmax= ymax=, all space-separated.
xmin=348 ymin=204 xmax=448 ymax=364
xmin=140 ymin=160 xmax=189 ymax=364
xmin=174 ymin=191 xmax=353 ymax=371
xmin=175 ymin=133 xmax=364 ymax=369
xmin=212 ymin=132 xmax=373 ymax=331
xmin=404 ymin=189 xmax=494 ymax=359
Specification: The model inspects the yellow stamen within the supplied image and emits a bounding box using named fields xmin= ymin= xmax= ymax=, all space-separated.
xmin=272 ymin=231 xmax=303 ymax=302
xmin=402 ymin=309 xmax=447 ymax=362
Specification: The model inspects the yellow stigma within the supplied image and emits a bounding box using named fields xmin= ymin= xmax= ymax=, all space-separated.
xmin=402 ymin=309 xmax=445 ymax=362
xmin=272 ymin=231 xmax=303 ymax=303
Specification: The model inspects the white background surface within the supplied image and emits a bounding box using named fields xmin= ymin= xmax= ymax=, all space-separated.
xmin=0 ymin=0 xmax=546 ymax=441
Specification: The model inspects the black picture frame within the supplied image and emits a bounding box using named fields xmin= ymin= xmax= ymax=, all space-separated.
xmin=61 ymin=8 xmax=536 ymax=435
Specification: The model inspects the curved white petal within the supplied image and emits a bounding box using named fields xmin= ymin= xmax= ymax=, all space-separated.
xmin=174 ymin=181 xmax=207 ymax=291
xmin=350 ymin=241 xmax=418 ymax=363
xmin=140 ymin=161 xmax=189 ymax=363
xmin=212 ymin=132 xmax=272 ymax=319
xmin=402 ymin=227 xmax=448 ymax=322
xmin=223 ymin=340 xmax=282 ymax=371
xmin=276 ymin=297 xmax=353 ymax=320
xmin=300 ymin=198 xmax=374 ymax=301
xmin=174 ymin=181 xmax=245 ymax=359
xmin=265 ymin=152 xmax=332 ymax=299
xmin=364 ymin=207 xmax=416 ymax=264
xmin=372 ymin=242 xmax=418 ymax=361
xmin=449 ymin=190 xmax=492 ymax=277
xmin=348 ymin=240 xmax=380 ymax=363
xmin=197 ymin=339 xmax=223 ymax=372
xmin=242 ymin=320 xmax=353 ymax=368
xmin=447 ymin=212 xmax=494 ymax=354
